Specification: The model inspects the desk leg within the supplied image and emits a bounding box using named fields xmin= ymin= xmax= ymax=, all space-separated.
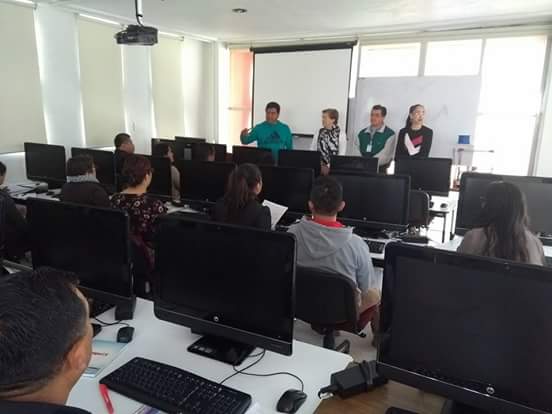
xmin=442 ymin=214 xmax=446 ymax=244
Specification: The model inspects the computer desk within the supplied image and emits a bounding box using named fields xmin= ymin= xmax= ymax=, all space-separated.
xmin=429 ymin=196 xmax=458 ymax=244
xmin=439 ymin=235 xmax=552 ymax=260
xmin=69 ymin=299 xmax=353 ymax=414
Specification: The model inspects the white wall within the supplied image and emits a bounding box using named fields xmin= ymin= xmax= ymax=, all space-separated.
xmin=34 ymin=4 xmax=85 ymax=150
xmin=0 ymin=153 xmax=27 ymax=185
xmin=182 ymin=39 xmax=216 ymax=141
xmin=535 ymin=61 xmax=552 ymax=177
xmin=122 ymin=46 xmax=155 ymax=155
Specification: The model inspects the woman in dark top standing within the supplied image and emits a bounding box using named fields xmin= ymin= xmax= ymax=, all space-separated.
xmin=395 ymin=104 xmax=433 ymax=158
xmin=213 ymin=163 xmax=271 ymax=230
xmin=60 ymin=155 xmax=110 ymax=207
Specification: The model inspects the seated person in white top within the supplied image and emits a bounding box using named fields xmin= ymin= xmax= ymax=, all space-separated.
xmin=310 ymin=109 xmax=347 ymax=175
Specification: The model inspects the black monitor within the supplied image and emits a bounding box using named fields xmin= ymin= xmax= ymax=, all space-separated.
xmin=456 ymin=172 xmax=552 ymax=237
xmin=331 ymin=172 xmax=410 ymax=231
xmin=278 ymin=149 xmax=321 ymax=177
xmin=177 ymin=161 xmax=235 ymax=203
xmin=151 ymin=138 xmax=186 ymax=161
xmin=143 ymin=155 xmax=172 ymax=199
xmin=175 ymin=137 xmax=207 ymax=161
xmin=24 ymin=142 xmax=67 ymax=188
xmin=192 ymin=142 xmax=227 ymax=162
xmin=330 ymin=155 xmax=378 ymax=174
xmin=259 ymin=166 xmax=314 ymax=214
xmin=71 ymin=147 xmax=115 ymax=191
xmin=27 ymin=198 xmax=135 ymax=319
xmin=232 ymin=146 xmax=274 ymax=166
xmin=380 ymin=243 xmax=552 ymax=414
xmin=395 ymin=157 xmax=452 ymax=196
xmin=154 ymin=216 xmax=295 ymax=365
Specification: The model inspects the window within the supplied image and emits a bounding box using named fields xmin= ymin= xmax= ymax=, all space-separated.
xmin=359 ymin=43 xmax=420 ymax=78
xmin=473 ymin=36 xmax=547 ymax=175
xmin=78 ymin=18 xmax=125 ymax=147
xmin=0 ymin=2 xmax=46 ymax=153
xmin=228 ymin=49 xmax=253 ymax=147
xmin=425 ymin=39 xmax=483 ymax=76
xmin=152 ymin=36 xmax=185 ymax=138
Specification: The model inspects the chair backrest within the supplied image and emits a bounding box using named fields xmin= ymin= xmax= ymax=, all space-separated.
xmin=0 ymin=193 xmax=7 ymax=259
xmin=408 ymin=190 xmax=430 ymax=227
xmin=295 ymin=266 xmax=358 ymax=329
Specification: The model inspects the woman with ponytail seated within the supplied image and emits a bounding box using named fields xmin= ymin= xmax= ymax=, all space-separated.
xmin=213 ymin=163 xmax=271 ymax=230
xmin=458 ymin=181 xmax=545 ymax=266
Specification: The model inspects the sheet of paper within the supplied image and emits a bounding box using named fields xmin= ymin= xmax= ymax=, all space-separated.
xmin=262 ymin=200 xmax=288 ymax=229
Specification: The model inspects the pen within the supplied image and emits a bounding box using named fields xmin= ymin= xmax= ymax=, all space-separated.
xmin=99 ymin=384 xmax=115 ymax=414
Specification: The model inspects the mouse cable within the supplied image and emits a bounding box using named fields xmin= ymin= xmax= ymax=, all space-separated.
xmin=220 ymin=349 xmax=305 ymax=392
xmin=219 ymin=350 xmax=267 ymax=386
xmin=92 ymin=317 xmax=130 ymax=328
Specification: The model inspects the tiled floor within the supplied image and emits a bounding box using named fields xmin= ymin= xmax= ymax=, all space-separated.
xmin=294 ymin=319 xmax=378 ymax=362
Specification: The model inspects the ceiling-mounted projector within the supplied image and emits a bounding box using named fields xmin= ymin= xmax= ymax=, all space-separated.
xmin=116 ymin=25 xmax=158 ymax=46
xmin=115 ymin=0 xmax=158 ymax=46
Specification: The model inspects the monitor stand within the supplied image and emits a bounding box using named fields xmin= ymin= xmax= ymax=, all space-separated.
xmin=188 ymin=335 xmax=255 ymax=366
xmin=115 ymin=297 xmax=136 ymax=321
xmin=441 ymin=400 xmax=489 ymax=414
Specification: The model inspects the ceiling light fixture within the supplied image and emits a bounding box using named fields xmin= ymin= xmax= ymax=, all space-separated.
xmin=232 ymin=8 xmax=248 ymax=14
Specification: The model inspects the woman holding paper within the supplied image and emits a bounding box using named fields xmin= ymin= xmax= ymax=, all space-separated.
xmin=212 ymin=163 xmax=271 ymax=230
xmin=395 ymin=104 xmax=433 ymax=159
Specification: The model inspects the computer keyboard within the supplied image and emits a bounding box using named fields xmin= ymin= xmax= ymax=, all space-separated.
xmin=366 ymin=240 xmax=386 ymax=254
xmin=100 ymin=357 xmax=252 ymax=414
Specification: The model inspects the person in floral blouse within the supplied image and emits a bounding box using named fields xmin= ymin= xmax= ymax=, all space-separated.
xmin=111 ymin=155 xmax=167 ymax=263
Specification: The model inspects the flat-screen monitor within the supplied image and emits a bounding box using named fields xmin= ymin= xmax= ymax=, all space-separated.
xmin=143 ymin=155 xmax=172 ymax=199
xmin=330 ymin=155 xmax=378 ymax=174
xmin=71 ymin=147 xmax=115 ymax=190
xmin=177 ymin=161 xmax=235 ymax=202
xmin=278 ymin=149 xmax=321 ymax=177
xmin=456 ymin=172 xmax=552 ymax=236
xmin=232 ymin=146 xmax=274 ymax=166
xmin=154 ymin=216 xmax=295 ymax=364
xmin=331 ymin=172 xmax=410 ymax=231
xmin=191 ymin=143 xmax=227 ymax=162
xmin=175 ymin=137 xmax=207 ymax=161
xmin=27 ymin=198 xmax=134 ymax=308
xmin=24 ymin=142 xmax=67 ymax=188
xmin=259 ymin=166 xmax=314 ymax=214
xmin=380 ymin=243 xmax=552 ymax=414
xmin=151 ymin=138 xmax=187 ymax=161
xmin=394 ymin=157 xmax=452 ymax=196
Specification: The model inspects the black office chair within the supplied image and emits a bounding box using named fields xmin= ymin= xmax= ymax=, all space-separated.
xmin=295 ymin=267 xmax=365 ymax=353
xmin=0 ymin=194 xmax=11 ymax=276
xmin=408 ymin=190 xmax=431 ymax=232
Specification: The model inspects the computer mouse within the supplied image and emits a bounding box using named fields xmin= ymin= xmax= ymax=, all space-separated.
xmin=440 ymin=202 xmax=449 ymax=209
xmin=276 ymin=389 xmax=307 ymax=413
xmin=117 ymin=326 xmax=135 ymax=344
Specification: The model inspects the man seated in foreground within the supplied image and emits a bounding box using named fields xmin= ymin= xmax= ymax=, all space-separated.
xmin=288 ymin=176 xmax=381 ymax=338
xmin=0 ymin=268 xmax=93 ymax=414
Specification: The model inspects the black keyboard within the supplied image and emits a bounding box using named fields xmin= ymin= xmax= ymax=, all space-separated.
xmin=89 ymin=300 xmax=115 ymax=318
xmin=100 ymin=357 xmax=252 ymax=414
xmin=366 ymin=240 xmax=386 ymax=254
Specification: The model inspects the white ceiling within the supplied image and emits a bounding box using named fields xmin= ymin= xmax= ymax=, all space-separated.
xmin=41 ymin=0 xmax=552 ymax=42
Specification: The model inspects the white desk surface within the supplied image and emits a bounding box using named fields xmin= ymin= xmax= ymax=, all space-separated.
xmin=69 ymin=299 xmax=352 ymax=414
xmin=438 ymin=235 xmax=552 ymax=258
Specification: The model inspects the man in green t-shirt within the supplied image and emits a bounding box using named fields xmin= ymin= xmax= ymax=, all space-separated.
xmin=240 ymin=102 xmax=293 ymax=162
xmin=356 ymin=105 xmax=396 ymax=172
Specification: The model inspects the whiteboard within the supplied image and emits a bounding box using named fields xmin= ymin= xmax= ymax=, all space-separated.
xmin=351 ymin=76 xmax=482 ymax=158
xmin=253 ymin=49 xmax=352 ymax=136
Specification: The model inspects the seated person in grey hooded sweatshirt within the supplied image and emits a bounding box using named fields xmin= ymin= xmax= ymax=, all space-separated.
xmin=288 ymin=176 xmax=380 ymax=329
